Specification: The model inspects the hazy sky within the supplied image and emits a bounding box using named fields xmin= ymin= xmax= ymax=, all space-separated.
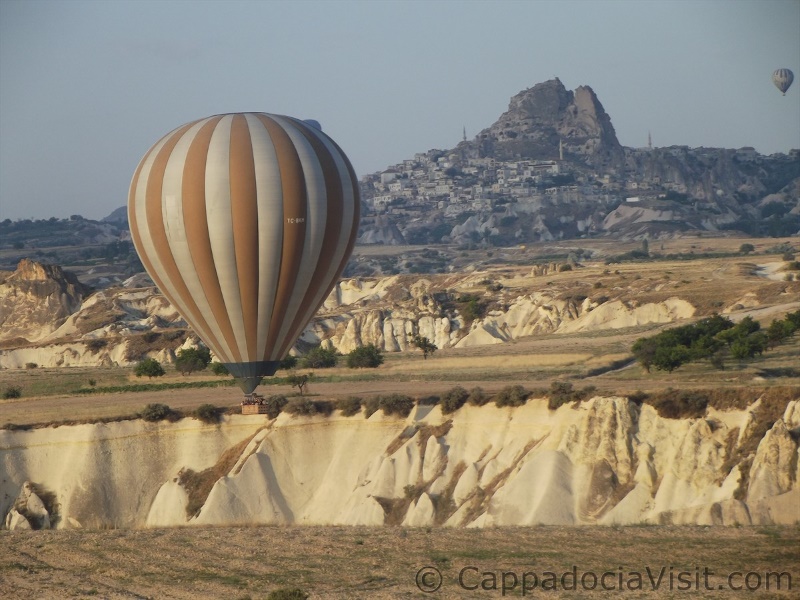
xmin=1 ymin=0 xmax=798 ymax=222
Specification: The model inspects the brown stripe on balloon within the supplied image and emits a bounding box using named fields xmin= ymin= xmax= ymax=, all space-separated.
xmin=256 ymin=114 xmax=308 ymax=359
xmin=144 ymin=121 xmax=223 ymax=357
xmin=228 ymin=115 xmax=260 ymax=360
xmin=181 ymin=116 xmax=243 ymax=363
xmin=277 ymin=121 xmax=345 ymax=357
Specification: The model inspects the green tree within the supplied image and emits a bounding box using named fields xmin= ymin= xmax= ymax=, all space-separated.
xmin=174 ymin=347 xmax=212 ymax=375
xmin=631 ymin=337 xmax=659 ymax=373
xmin=279 ymin=355 xmax=298 ymax=370
xmin=347 ymin=344 xmax=384 ymax=368
xmin=210 ymin=362 xmax=229 ymax=376
xmin=301 ymin=346 xmax=339 ymax=368
xmin=412 ymin=334 xmax=438 ymax=360
xmin=287 ymin=373 xmax=313 ymax=395
xmin=134 ymin=358 xmax=165 ymax=379
xmin=652 ymin=344 xmax=691 ymax=372
xmin=739 ymin=243 xmax=755 ymax=254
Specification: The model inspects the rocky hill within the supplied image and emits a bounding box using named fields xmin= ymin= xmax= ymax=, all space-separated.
xmin=358 ymin=78 xmax=800 ymax=245
xmin=3 ymin=395 xmax=798 ymax=528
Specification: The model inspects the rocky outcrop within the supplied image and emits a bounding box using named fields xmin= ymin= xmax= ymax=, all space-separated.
xmin=470 ymin=78 xmax=624 ymax=168
xmin=2 ymin=397 xmax=797 ymax=529
xmin=0 ymin=259 xmax=91 ymax=344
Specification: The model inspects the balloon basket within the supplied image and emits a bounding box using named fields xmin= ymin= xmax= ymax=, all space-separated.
xmin=241 ymin=393 xmax=268 ymax=415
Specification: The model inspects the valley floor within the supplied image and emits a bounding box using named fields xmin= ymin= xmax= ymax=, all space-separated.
xmin=1 ymin=525 xmax=797 ymax=599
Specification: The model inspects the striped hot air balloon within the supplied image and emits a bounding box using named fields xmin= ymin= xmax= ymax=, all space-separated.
xmin=128 ymin=113 xmax=360 ymax=394
xmin=772 ymin=68 xmax=794 ymax=95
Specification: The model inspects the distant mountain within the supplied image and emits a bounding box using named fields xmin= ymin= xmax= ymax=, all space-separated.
xmin=102 ymin=206 xmax=128 ymax=224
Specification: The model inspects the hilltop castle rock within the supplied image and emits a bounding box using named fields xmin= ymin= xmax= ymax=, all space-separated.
xmin=470 ymin=78 xmax=624 ymax=168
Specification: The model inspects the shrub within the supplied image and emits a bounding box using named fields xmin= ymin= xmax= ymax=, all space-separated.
xmin=194 ymin=404 xmax=220 ymax=424
xmin=210 ymin=362 xmax=229 ymax=376
xmin=346 ymin=344 xmax=384 ymax=368
xmin=337 ymin=397 xmax=363 ymax=417
xmin=495 ymin=385 xmax=528 ymax=407
xmin=440 ymin=386 xmax=469 ymax=414
xmin=134 ymin=358 xmax=165 ymax=379
xmin=140 ymin=403 xmax=174 ymax=422
xmin=301 ymin=346 xmax=338 ymax=369
xmin=3 ymin=386 xmax=22 ymax=399
xmin=363 ymin=396 xmax=381 ymax=418
xmin=25 ymin=362 xmax=38 ymax=369
xmin=378 ymin=394 xmax=414 ymax=418
xmin=267 ymin=589 xmax=308 ymax=600
xmin=284 ymin=398 xmax=334 ymax=417
xmin=85 ymin=338 xmax=107 ymax=353
xmin=260 ymin=395 xmax=289 ymax=420
xmin=739 ymin=243 xmax=755 ymax=254
xmin=628 ymin=390 xmax=648 ymax=404
xmin=647 ymin=390 xmax=709 ymax=419
xmin=284 ymin=397 xmax=318 ymax=416
xmin=548 ymin=381 xmax=597 ymax=409
xmin=175 ymin=347 xmax=212 ymax=375
xmin=467 ymin=386 xmax=489 ymax=406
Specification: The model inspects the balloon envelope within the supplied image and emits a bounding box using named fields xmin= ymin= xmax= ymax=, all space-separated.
xmin=772 ymin=68 xmax=794 ymax=95
xmin=128 ymin=113 xmax=360 ymax=393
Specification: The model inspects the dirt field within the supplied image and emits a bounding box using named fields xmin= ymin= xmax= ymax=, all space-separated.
xmin=1 ymin=525 xmax=797 ymax=599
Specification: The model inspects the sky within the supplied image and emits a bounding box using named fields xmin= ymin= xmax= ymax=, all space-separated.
xmin=1 ymin=0 xmax=798 ymax=222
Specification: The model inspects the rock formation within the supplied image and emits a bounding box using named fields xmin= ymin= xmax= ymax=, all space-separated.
xmin=0 ymin=259 xmax=91 ymax=344
xmin=2 ymin=396 xmax=798 ymax=529
xmin=470 ymin=78 xmax=625 ymax=168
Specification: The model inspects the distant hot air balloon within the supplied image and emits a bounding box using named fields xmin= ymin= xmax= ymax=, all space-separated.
xmin=128 ymin=113 xmax=360 ymax=395
xmin=772 ymin=68 xmax=794 ymax=95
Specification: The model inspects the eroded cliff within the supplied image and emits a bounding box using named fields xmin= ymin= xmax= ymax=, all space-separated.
xmin=2 ymin=396 xmax=797 ymax=530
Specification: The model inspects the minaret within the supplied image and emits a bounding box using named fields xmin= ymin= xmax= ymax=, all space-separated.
xmin=559 ymin=139 xmax=563 ymax=161
xmin=648 ymin=131 xmax=652 ymax=149
xmin=463 ymin=126 xmax=467 ymax=142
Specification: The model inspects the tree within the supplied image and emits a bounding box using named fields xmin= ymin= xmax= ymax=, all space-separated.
xmin=301 ymin=346 xmax=338 ymax=368
xmin=210 ymin=362 xmax=229 ymax=376
xmin=412 ymin=334 xmax=438 ymax=360
xmin=134 ymin=358 xmax=165 ymax=379
xmin=175 ymin=347 xmax=212 ymax=375
xmin=739 ymin=243 xmax=755 ymax=254
xmin=347 ymin=344 xmax=384 ymax=368
xmin=286 ymin=373 xmax=313 ymax=395
xmin=279 ymin=355 xmax=298 ymax=370
xmin=632 ymin=337 xmax=659 ymax=373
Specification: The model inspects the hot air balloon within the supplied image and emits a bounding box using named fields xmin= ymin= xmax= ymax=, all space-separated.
xmin=128 ymin=113 xmax=360 ymax=395
xmin=772 ymin=68 xmax=794 ymax=95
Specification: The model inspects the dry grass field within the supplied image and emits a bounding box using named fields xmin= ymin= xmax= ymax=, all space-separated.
xmin=1 ymin=525 xmax=797 ymax=599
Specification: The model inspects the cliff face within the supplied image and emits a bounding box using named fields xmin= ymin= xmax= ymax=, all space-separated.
xmin=2 ymin=397 xmax=797 ymax=529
